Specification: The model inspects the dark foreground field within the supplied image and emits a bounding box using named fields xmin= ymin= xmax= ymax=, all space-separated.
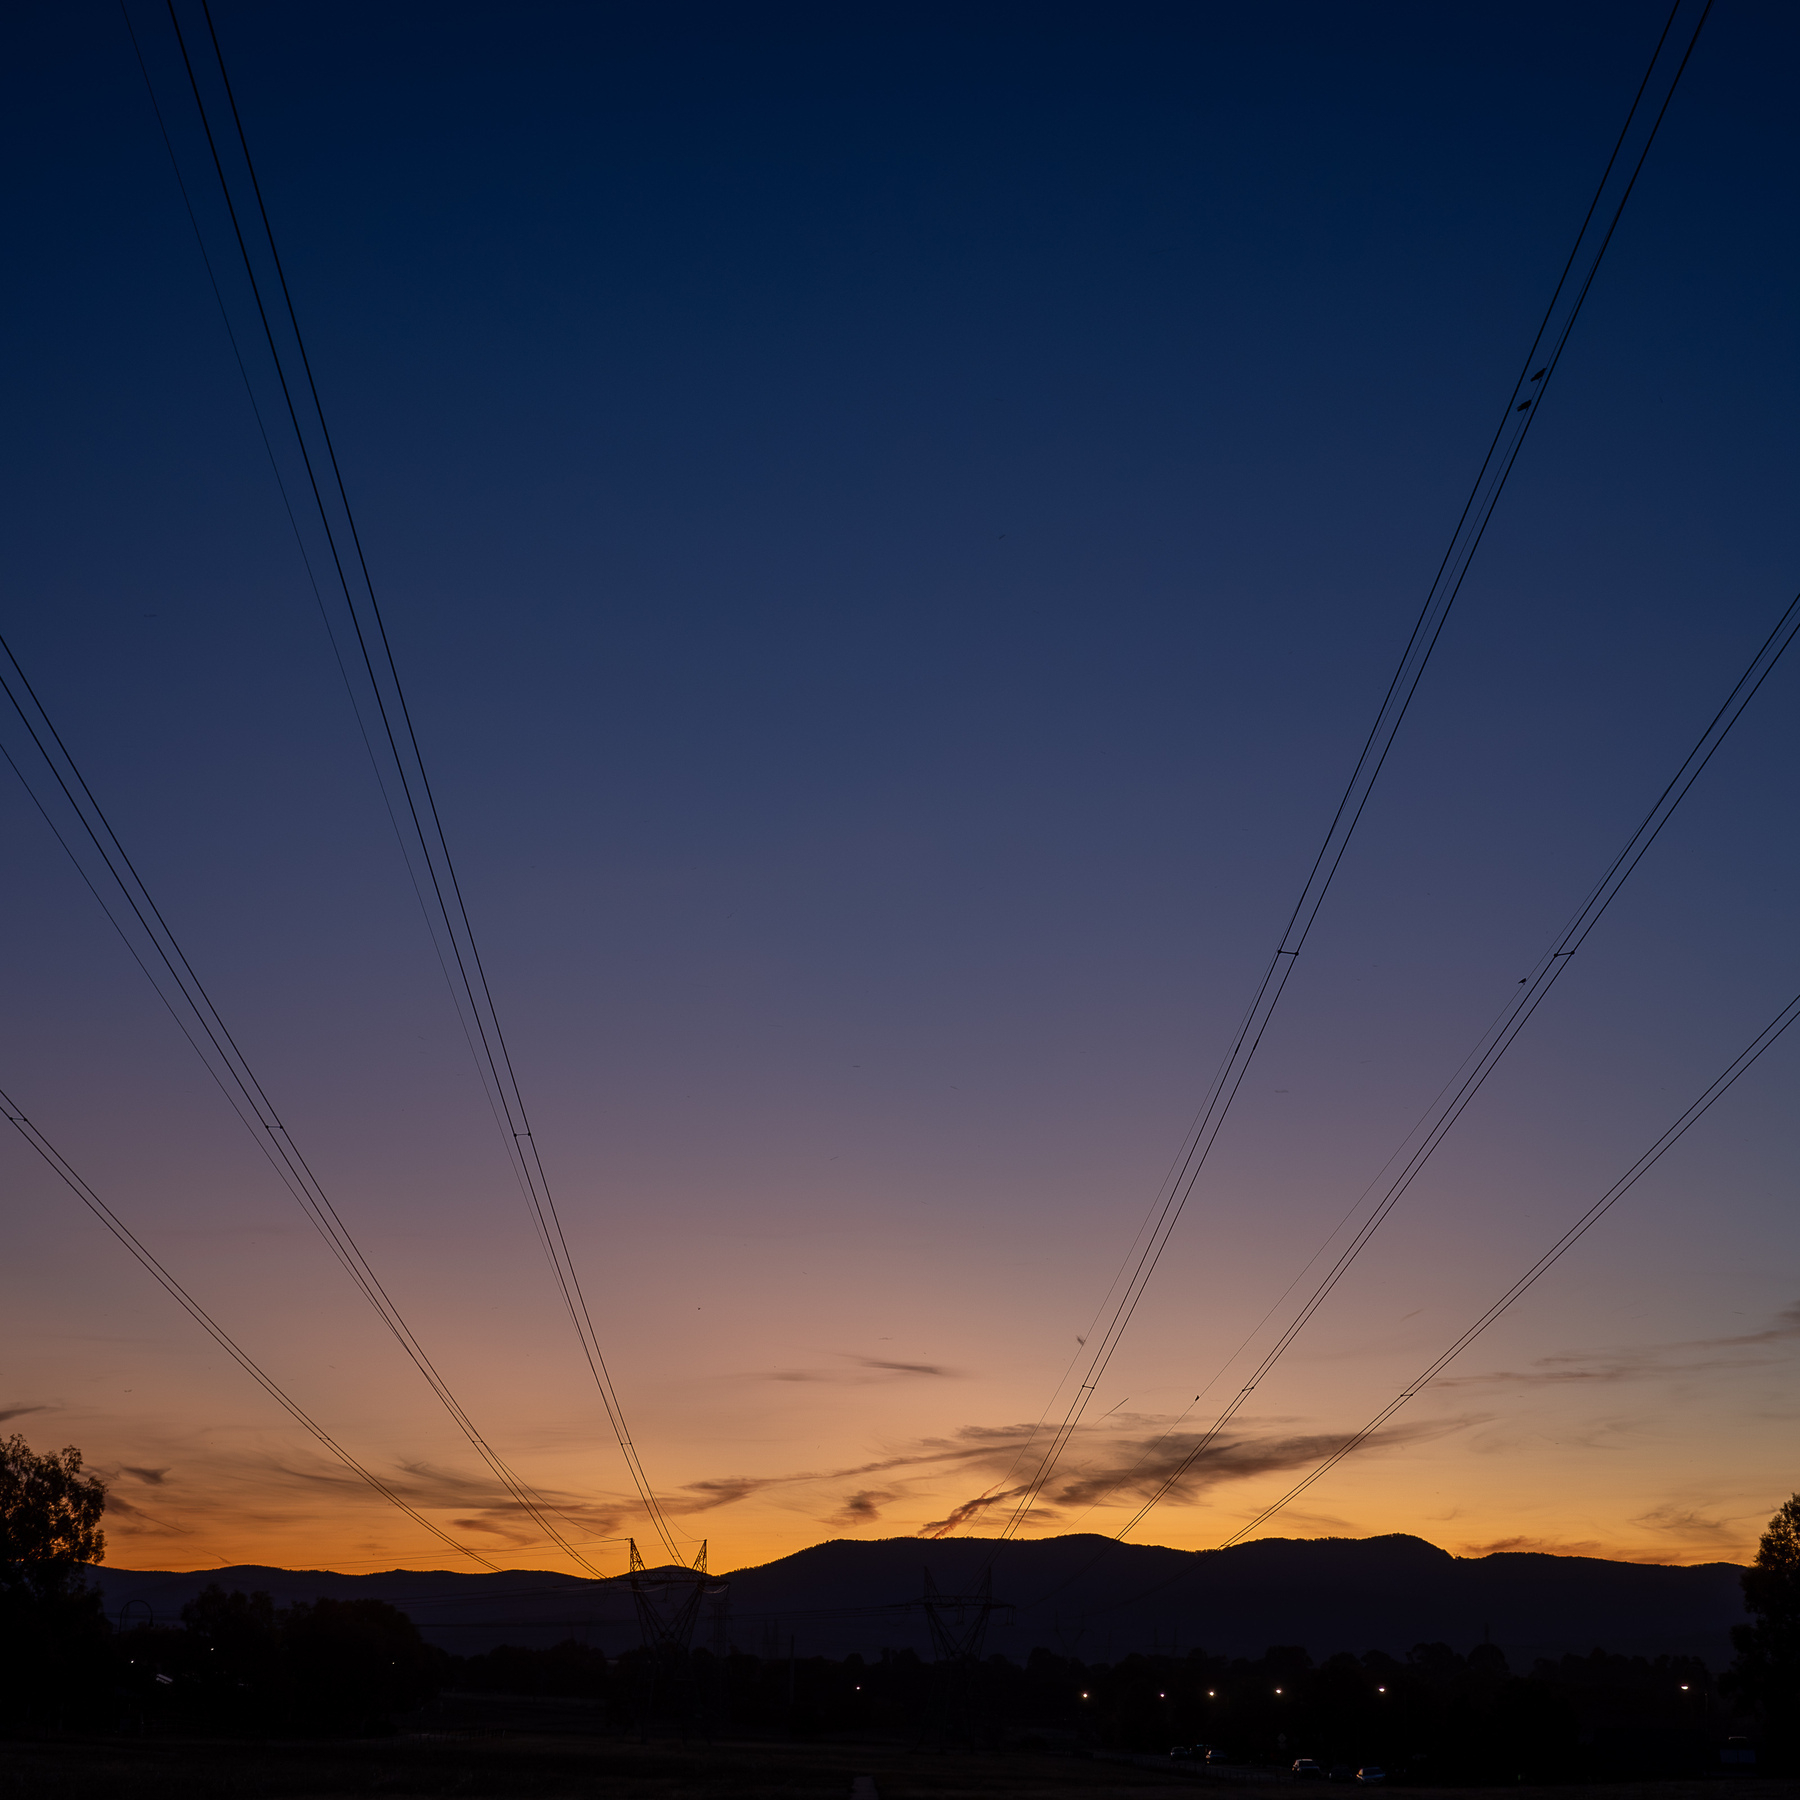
xmin=2 ymin=1735 xmax=1796 ymax=1800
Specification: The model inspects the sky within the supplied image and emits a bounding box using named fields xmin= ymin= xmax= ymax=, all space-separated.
xmin=1 ymin=0 xmax=1796 ymax=1580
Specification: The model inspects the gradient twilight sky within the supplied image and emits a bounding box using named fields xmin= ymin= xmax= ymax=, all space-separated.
xmin=2 ymin=1 xmax=1796 ymax=1578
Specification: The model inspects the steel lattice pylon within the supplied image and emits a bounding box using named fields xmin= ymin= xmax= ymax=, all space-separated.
xmin=628 ymin=1537 xmax=723 ymax=1656
xmin=922 ymin=1567 xmax=1001 ymax=1662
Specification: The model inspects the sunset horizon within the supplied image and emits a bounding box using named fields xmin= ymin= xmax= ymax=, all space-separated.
xmin=5 ymin=0 xmax=1795 ymax=1674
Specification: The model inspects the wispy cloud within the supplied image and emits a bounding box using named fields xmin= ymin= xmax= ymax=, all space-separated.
xmin=1631 ymin=1503 xmax=1743 ymax=1547
xmin=829 ymin=1489 xmax=896 ymax=1527
xmin=1459 ymin=1534 xmax=1606 ymax=1557
xmin=662 ymin=1409 xmax=1476 ymax=1543
xmin=449 ymin=1515 xmax=527 ymax=1539
xmin=921 ymin=1486 xmax=1029 ymax=1536
xmin=66 ymin=1388 xmax=1498 ymax=1565
xmin=1459 ymin=1503 xmax=1752 ymax=1563
xmin=673 ymin=1476 xmax=780 ymax=1514
xmin=1440 ymin=1302 xmax=1800 ymax=1392
xmin=108 ymin=1448 xmax=636 ymax=1557
xmin=917 ymin=1416 xmax=1467 ymax=1537
xmin=102 ymin=1491 xmax=195 ymax=1535
xmin=754 ymin=1353 xmax=961 ymax=1384
xmin=0 ymin=1403 xmax=52 ymax=1427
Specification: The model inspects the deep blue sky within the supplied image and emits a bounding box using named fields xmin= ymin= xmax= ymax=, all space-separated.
xmin=2 ymin=2 xmax=1796 ymax=1569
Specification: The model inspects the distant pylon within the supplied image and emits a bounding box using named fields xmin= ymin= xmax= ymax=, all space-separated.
xmin=627 ymin=1538 xmax=721 ymax=1656
xmin=922 ymin=1568 xmax=999 ymax=1662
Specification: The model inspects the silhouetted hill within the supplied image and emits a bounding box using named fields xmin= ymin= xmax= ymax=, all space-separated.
xmin=93 ymin=1532 xmax=1746 ymax=1668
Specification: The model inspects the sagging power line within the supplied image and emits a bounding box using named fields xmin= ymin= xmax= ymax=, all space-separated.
xmin=1058 ymin=983 xmax=1800 ymax=1633
xmin=131 ymin=0 xmax=681 ymax=1562
xmin=1218 ymin=984 xmax=1800 ymax=1547
xmin=0 ymin=1084 xmax=498 ymax=1571
xmin=0 ymin=631 xmax=609 ymax=1575
xmin=991 ymin=0 xmax=1713 ymax=1546
xmin=1099 ymin=575 xmax=1800 ymax=1543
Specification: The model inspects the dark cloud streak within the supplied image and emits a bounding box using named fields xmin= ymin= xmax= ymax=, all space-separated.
xmin=1443 ymin=1303 xmax=1800 ymax=1391
xmin=753 ymin=1354 xmax=961 ymax=1385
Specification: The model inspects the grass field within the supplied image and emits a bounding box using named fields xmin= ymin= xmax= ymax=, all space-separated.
xmin=2 ymin=1735 xmax=1796 ymax=1800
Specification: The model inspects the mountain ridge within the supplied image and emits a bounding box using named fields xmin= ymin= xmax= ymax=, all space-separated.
xmin=90 ymin=1531 xmax=1746 ymax=1666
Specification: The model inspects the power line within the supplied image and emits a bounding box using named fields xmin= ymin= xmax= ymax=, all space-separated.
xmin=13 ymin=12 xmax=625 ymax=1560
xmin=1219 ymin=986 xmax=1800 ymax=1547
xmin=0 ymin=1083 xmax=498 ymax=1571
xmin=1095 ymin=572 xmax=1800 ymax=1542
xmin=991 ymin=0 xmax=1713 ymax=1545
xmin=1066 ymin=980 xmax=1800 ymax=1638
xmin=113 ymin=0 xmax=508 ymax=1161
xmin=1106 ymin=572 xmax=1799 ymax=1542
xmin=987 ymin=550 xmax=1796 ymax=1618
xmin=113 ymin=0 xmax=573 ymax=1252
xmin=1016 ymin=985 xmax=1537 ymax=1542
xmin=144 ymin=0 xmax=681 ymax=1563
xmin=0 ymin=647 xmax=608 ymax=1575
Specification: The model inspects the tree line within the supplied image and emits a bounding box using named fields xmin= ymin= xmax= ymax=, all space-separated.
xmin=5 ymin=1433 xmax=1800 ymax=1773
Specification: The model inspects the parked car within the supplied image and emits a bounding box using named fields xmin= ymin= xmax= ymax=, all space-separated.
xmin=1207 ymin=1749 xmax=1235 ymax=1766
xmin=1170 ymin=1745 xmax=1200 ymax=1760
xmin=1327 ymin=1767 xmax=1357 ymax=1783
xmin=1355 ymin=1768 xmax=1386 ymax=1785
xmin=1292 ymin=1760 xmax=1324 ymax=1779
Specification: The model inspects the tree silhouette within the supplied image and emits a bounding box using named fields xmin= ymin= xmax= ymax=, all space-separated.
xmin=0 ymin=1433 xmax=106 ymax=1598
xmin=0 ymin=1435 xmax=110 ymax=1729
xmin=281 ymin=1595 xmax=440 ymax=1732
xmin=1726 ymin=1493 xmax=1800 ymax=1759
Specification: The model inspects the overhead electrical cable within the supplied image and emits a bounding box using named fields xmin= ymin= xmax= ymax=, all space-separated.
xmin=1014 ymin=986 xmax=1539 ymax=1540
xmin=940 ymin=991 xmax=1530 ymax=1542
xmin=121 ymin=0 xmax=680 ymax=1562
xmin=992 ymin=0 xmax=1712 ymax=1545
xmin=115 ymin=0 xmax=514 ymax=1168
xmin=0 ymin=657 xmax=608 ymax=1574
xmin=1087 ymin=574 xmax=1800 ymax=1546
xmin=1057 ymin=983 xmax=1800 ymax=1630
xmin=1217 ymin=985 xmax=1800 ymax=1547
xmin=14 ymin=11 xmax=619 ymax=1561
xmin=0 ymin=1084 xmax=499 ymax=1570
xmin=136 ymin=0 xmax=682 ymax=1560
xmin=989 ymin=567 xmax=1800 ymax=1625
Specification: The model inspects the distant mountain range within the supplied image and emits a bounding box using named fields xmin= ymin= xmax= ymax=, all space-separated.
xmin=93 ymin=1532 xmax=1748 ymax=1669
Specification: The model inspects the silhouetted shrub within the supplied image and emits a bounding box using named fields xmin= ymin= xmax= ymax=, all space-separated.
xmin=0 ymin=1436 xmax=112 ymax=1732
xmin=1726 ymin=1492 xmax=1800 ymax=1767
xmin=119 ymin=1584 xmax=441 ymax=1737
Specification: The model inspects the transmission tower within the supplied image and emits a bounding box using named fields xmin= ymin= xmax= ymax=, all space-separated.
xmin=626 ymin=1539 xmax=726 ymax=1739
xmin=920 ymin=1568 xmax=1009 ymax=1745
